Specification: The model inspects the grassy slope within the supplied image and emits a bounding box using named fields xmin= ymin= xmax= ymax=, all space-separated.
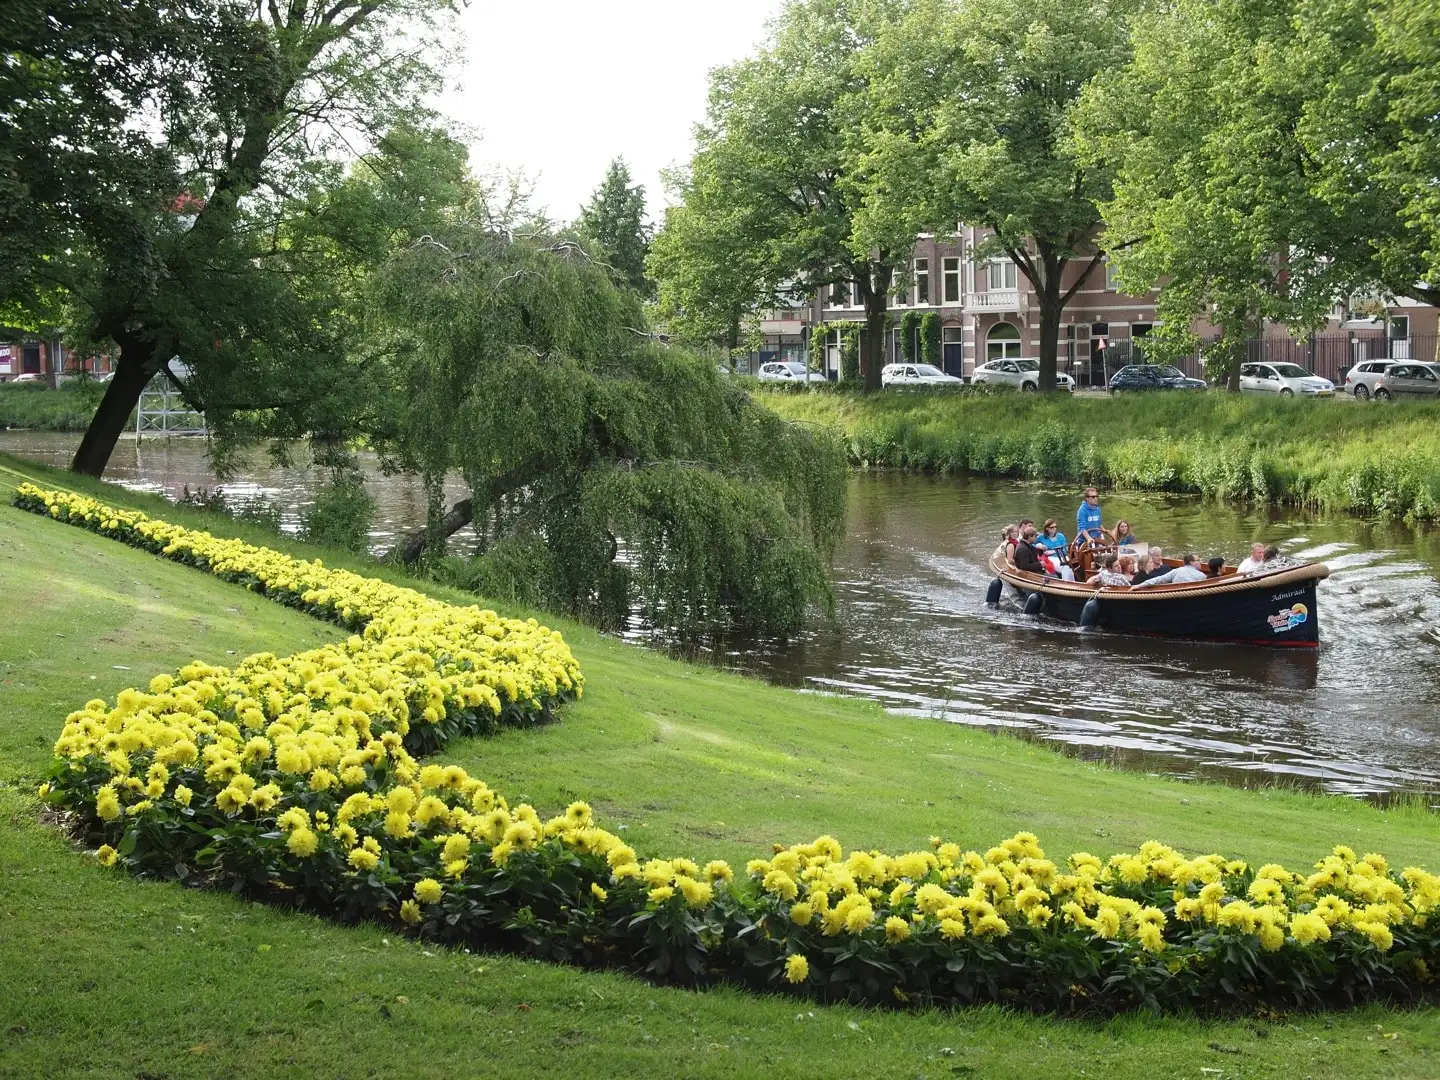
xmin=0 ymin=453 xmax=1437 ymax=1079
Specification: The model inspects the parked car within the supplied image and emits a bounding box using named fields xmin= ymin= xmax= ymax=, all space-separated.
xmin=1372 ymin=361 xmax=1440 ymax=400
xmin=881 ymin=362 xmax=964 ymax=388
xmin=756 ymin=360 xmax=823 ymax=384
xmin=1342 ymin=360 xmax=1393 ymax=400
xmin=1239 ymin=362 xmax=1335 ymax=397
xmin=970 ymin=358 xmax=1074 ymax=392
xmin=10 ymin=372 xmax=45 ymax=384
xmin=1107 ymin=364 xmax=1207 ymax=393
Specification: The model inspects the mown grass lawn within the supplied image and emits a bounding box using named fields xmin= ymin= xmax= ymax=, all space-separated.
xmin=0 ymin=453 xmax=1437 ymax=1079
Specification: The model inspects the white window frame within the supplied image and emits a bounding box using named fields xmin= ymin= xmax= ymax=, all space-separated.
xmin=942 ymin=257 xmax=961 ymax=305
xmin=914 ymin=258 xmax=930 ymax=305
xmin=986 ymin=259 xmax=1018 ymax=291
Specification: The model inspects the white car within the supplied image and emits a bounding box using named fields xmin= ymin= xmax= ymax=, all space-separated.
xmin=881 ymin=363 xmax=963 ymax=387
xmin=756 ymin=360 xmax=823 ymax=384
xmin=1239 ymin=362 xmax=1335 ymax=397
xmin=1342 ymin=360 xmax=1392 ymax=400
xmin=971 ymin=358 xmax=1075 ymax=392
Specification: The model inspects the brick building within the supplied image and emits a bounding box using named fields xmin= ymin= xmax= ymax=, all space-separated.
xmin=0 ymin=334 xmax=113 ymax=384
xmin=749 ymin=229 xmax=1437 ymax=385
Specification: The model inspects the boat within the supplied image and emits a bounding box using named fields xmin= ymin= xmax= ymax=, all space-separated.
xmin=986 ymin=544 xmax=1329 ymax=647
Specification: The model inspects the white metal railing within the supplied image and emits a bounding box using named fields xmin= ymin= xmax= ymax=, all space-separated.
xmin=135 ymin=363 xmax=206 ymax=439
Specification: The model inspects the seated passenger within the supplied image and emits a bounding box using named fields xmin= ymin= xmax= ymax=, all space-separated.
xmin=1013 ymin=525 xmax=1045 ymax=574
xmin=1037 ymin=519 xmax=1069 ymax=560
xmin=1037 ymin=543 xmax=1076 ymax=581
xmin=1112 ymin=519 xmax=1140 ymax=548
xmin=1131 ymin=552 xmax=1207 ymax=588
xmin=1131 ymin=548 xmax=1166 ymax=584
xmin=1237 ymin=542 xmax=1266 ymax=574
xmin=1258 ymin=544 xmax=1302 ymax=571
xmin=1093 ymin=553 xmax=1131 ymax=586
xmin=993 ymin=524 xmax=1019 ymax=567
xmin=1206 ymin=556 xmax=1226 ymax=577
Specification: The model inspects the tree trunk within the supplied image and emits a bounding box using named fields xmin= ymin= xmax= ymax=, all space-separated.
xmin=69 ymin=338 xmax=158 ymax=477
xmin=388 ymin=497 xmax=474 ymax=564
xmin=1036 ymin=294 xmax=1063 ymax=394
xmin=860 ymin=265 xmax=891 ymax=393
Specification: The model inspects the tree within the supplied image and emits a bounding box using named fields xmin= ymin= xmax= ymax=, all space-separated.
xmin=648 ymin=159 xmax=778 ymax=352
xmin=373 ymin=220 xmax=848 ymax=636
xmin=576 ymin=158 xmax=653 ymax=296
xmin=1074 ymin=0 xmax=1414 ymax=389
xmin=657 ymin=0 xmax=914 ymax=391
xmin=2 ymin=0 xmax=458 ymax=477
xmin=860 ymin=0 xmax=1136 ymax=392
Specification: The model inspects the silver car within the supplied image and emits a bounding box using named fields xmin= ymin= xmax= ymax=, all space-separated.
xmin=756 ymin=360 xmax=824 ymax=384
xmin=1239 ymin=362 xmax=1335 ymax=397
xmin=1373 ymin=361 xmax=1440 ymax=400
xmin=1343 ymin=360 xmax=1393 ymax=400
xmin=971 ymin=358 xmax=1075 ymax=392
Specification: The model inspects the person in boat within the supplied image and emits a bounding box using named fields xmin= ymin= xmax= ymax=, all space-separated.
xmin=1112 ymin=519 xmax=1140 ymax=548
xmin=1036 ymin=519 xmax=1076 ymax=580
xmin=993 ymin=524 xmax=1019 ymax=567
xmin=1130 ymin=547 xmax=1166 ymax=584
xmin=1118 ymin=553 xmax=1138 ymax=579
xmin=1093 ymin=553 xmax=1131 ymax=586
xmin=1237 ymin=542 xmax=1266 ymax=574
xmin=1013 ymin=524 xmax=1045 ymax=574
xmin=1076 ymin=486 xmax=1103 ymax=544
xmin=1257 ymin=544 xmax=1303 ymax=571
xmin=1130 ymin=552 xmax=1207 ymax=588
xmin=1206 ymin=556 xmax=1226 ymax=577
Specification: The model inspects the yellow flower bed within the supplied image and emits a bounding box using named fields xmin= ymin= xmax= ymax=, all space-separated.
xmin=15 ymin=483 xmax=1440 ymax=1014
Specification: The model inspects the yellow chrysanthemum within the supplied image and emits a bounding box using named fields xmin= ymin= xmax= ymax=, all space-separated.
xmin=414 ymin=878 xmax=443 ymax=904
xmin=784 ymin=954 xmax=809 ymax=984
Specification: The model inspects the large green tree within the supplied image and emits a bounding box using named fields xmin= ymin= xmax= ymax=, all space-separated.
xmin=656 ymin=0 xmax=914 ymax=391
xmin=1076 ymin=0 xmax=1440 ymax=388
xmin=576 ymin=157 xmax=653 ymax=296
xmin=3 ymin=0 xmax=457 ymax=476
xmin=859 ymin=0 xmax=1136 ymax=392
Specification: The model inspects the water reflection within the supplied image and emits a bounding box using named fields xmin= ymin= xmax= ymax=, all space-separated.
xmin=4 ymin=433 xmax=1437 ymax=799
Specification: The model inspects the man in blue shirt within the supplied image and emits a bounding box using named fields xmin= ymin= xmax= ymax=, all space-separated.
xmin=1076 ymin=486 xmax=1103 ymax=543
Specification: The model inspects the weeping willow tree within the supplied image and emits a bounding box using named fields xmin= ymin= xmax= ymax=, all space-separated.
xmin=373 ymin=225 xmax=847 ymax=636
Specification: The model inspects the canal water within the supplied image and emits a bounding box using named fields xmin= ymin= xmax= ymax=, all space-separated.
xmin=5 ymin=431 xmax=1437 ymax=799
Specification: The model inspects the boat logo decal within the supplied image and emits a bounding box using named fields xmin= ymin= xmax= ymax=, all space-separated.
xmin=1267 ymin=603 xmax=1308 ymax=633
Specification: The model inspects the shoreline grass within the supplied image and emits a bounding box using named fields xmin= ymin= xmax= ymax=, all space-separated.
xmin=0 ymin=382 xmax=108 ymax=433
xmin=761 ymin=389 xmax=1440 ymax=520
xmin=1 ymin=451 xmax=1438 ymax=1077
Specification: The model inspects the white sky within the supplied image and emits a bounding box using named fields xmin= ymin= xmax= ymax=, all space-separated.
xmin=442 ymin=0 xmax=781 ymax=226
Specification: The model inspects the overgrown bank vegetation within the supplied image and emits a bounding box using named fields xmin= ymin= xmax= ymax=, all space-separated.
xmin=764 ymin=391 xmax=1440 ymax=520
xmin=0 ymin=381 xmax=108 ymax=431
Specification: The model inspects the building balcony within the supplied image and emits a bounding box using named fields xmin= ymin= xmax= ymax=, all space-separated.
xmin=967 ymin=290 xmax=1027 ymax=313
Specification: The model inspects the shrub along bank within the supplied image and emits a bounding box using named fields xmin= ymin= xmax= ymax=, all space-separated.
xmin=13 ymin=480 xmax=1440 ymax=1018
xmin=0 ymin=380 xmax=108 ymax=431
xmin=762 ymin=390 xmax=1440 ymax=520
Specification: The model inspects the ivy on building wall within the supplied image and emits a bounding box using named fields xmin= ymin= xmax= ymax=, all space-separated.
xmin=920 ymin=312 xmax=942 ymax=368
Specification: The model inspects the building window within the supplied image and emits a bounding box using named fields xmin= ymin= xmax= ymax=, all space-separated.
xmin=986 ymin=259 xmax=1017 ymax=291
xmin=987 ymin=321 xmax=1022 ymax=362
xmin=1105 ymin=260 xmax=1122 ymax=292
xmin=943 ymin=257 xmax=961 ymax=304
xmin=1390 ymin=315 xmax=1410 ymax=340
xmin=827 ymin=281 xmax=850 ymax=308
xmin=914 ymin=259 xmax=929 ymax=305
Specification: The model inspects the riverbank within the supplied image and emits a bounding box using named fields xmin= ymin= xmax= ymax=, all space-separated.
xmin=0 ymin=381 xmax=108 ymax=432
xmin=762 ymin=389 xmax=1440 ymax=520
xmin=2 ymin=453 xmax=1438 ymax=1077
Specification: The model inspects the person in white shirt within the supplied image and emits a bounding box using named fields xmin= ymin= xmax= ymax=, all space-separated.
xmin=1237 ymin=542 xmax=1266 ymax=574
xmin=1131 ymin=552 xmax=1208 ymax=588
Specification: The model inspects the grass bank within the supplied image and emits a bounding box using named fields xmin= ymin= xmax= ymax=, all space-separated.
xmin=762 ymin=389 xmax=1440 ymax=520
xmin=0 ymin=381 xmax=107 ymax=432
xmin=1 ymin=453 xmax=1438 ymax=1077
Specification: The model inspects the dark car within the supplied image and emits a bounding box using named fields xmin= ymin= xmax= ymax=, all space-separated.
xmin=1108 ymin=364 xmax=1208 ymax=393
